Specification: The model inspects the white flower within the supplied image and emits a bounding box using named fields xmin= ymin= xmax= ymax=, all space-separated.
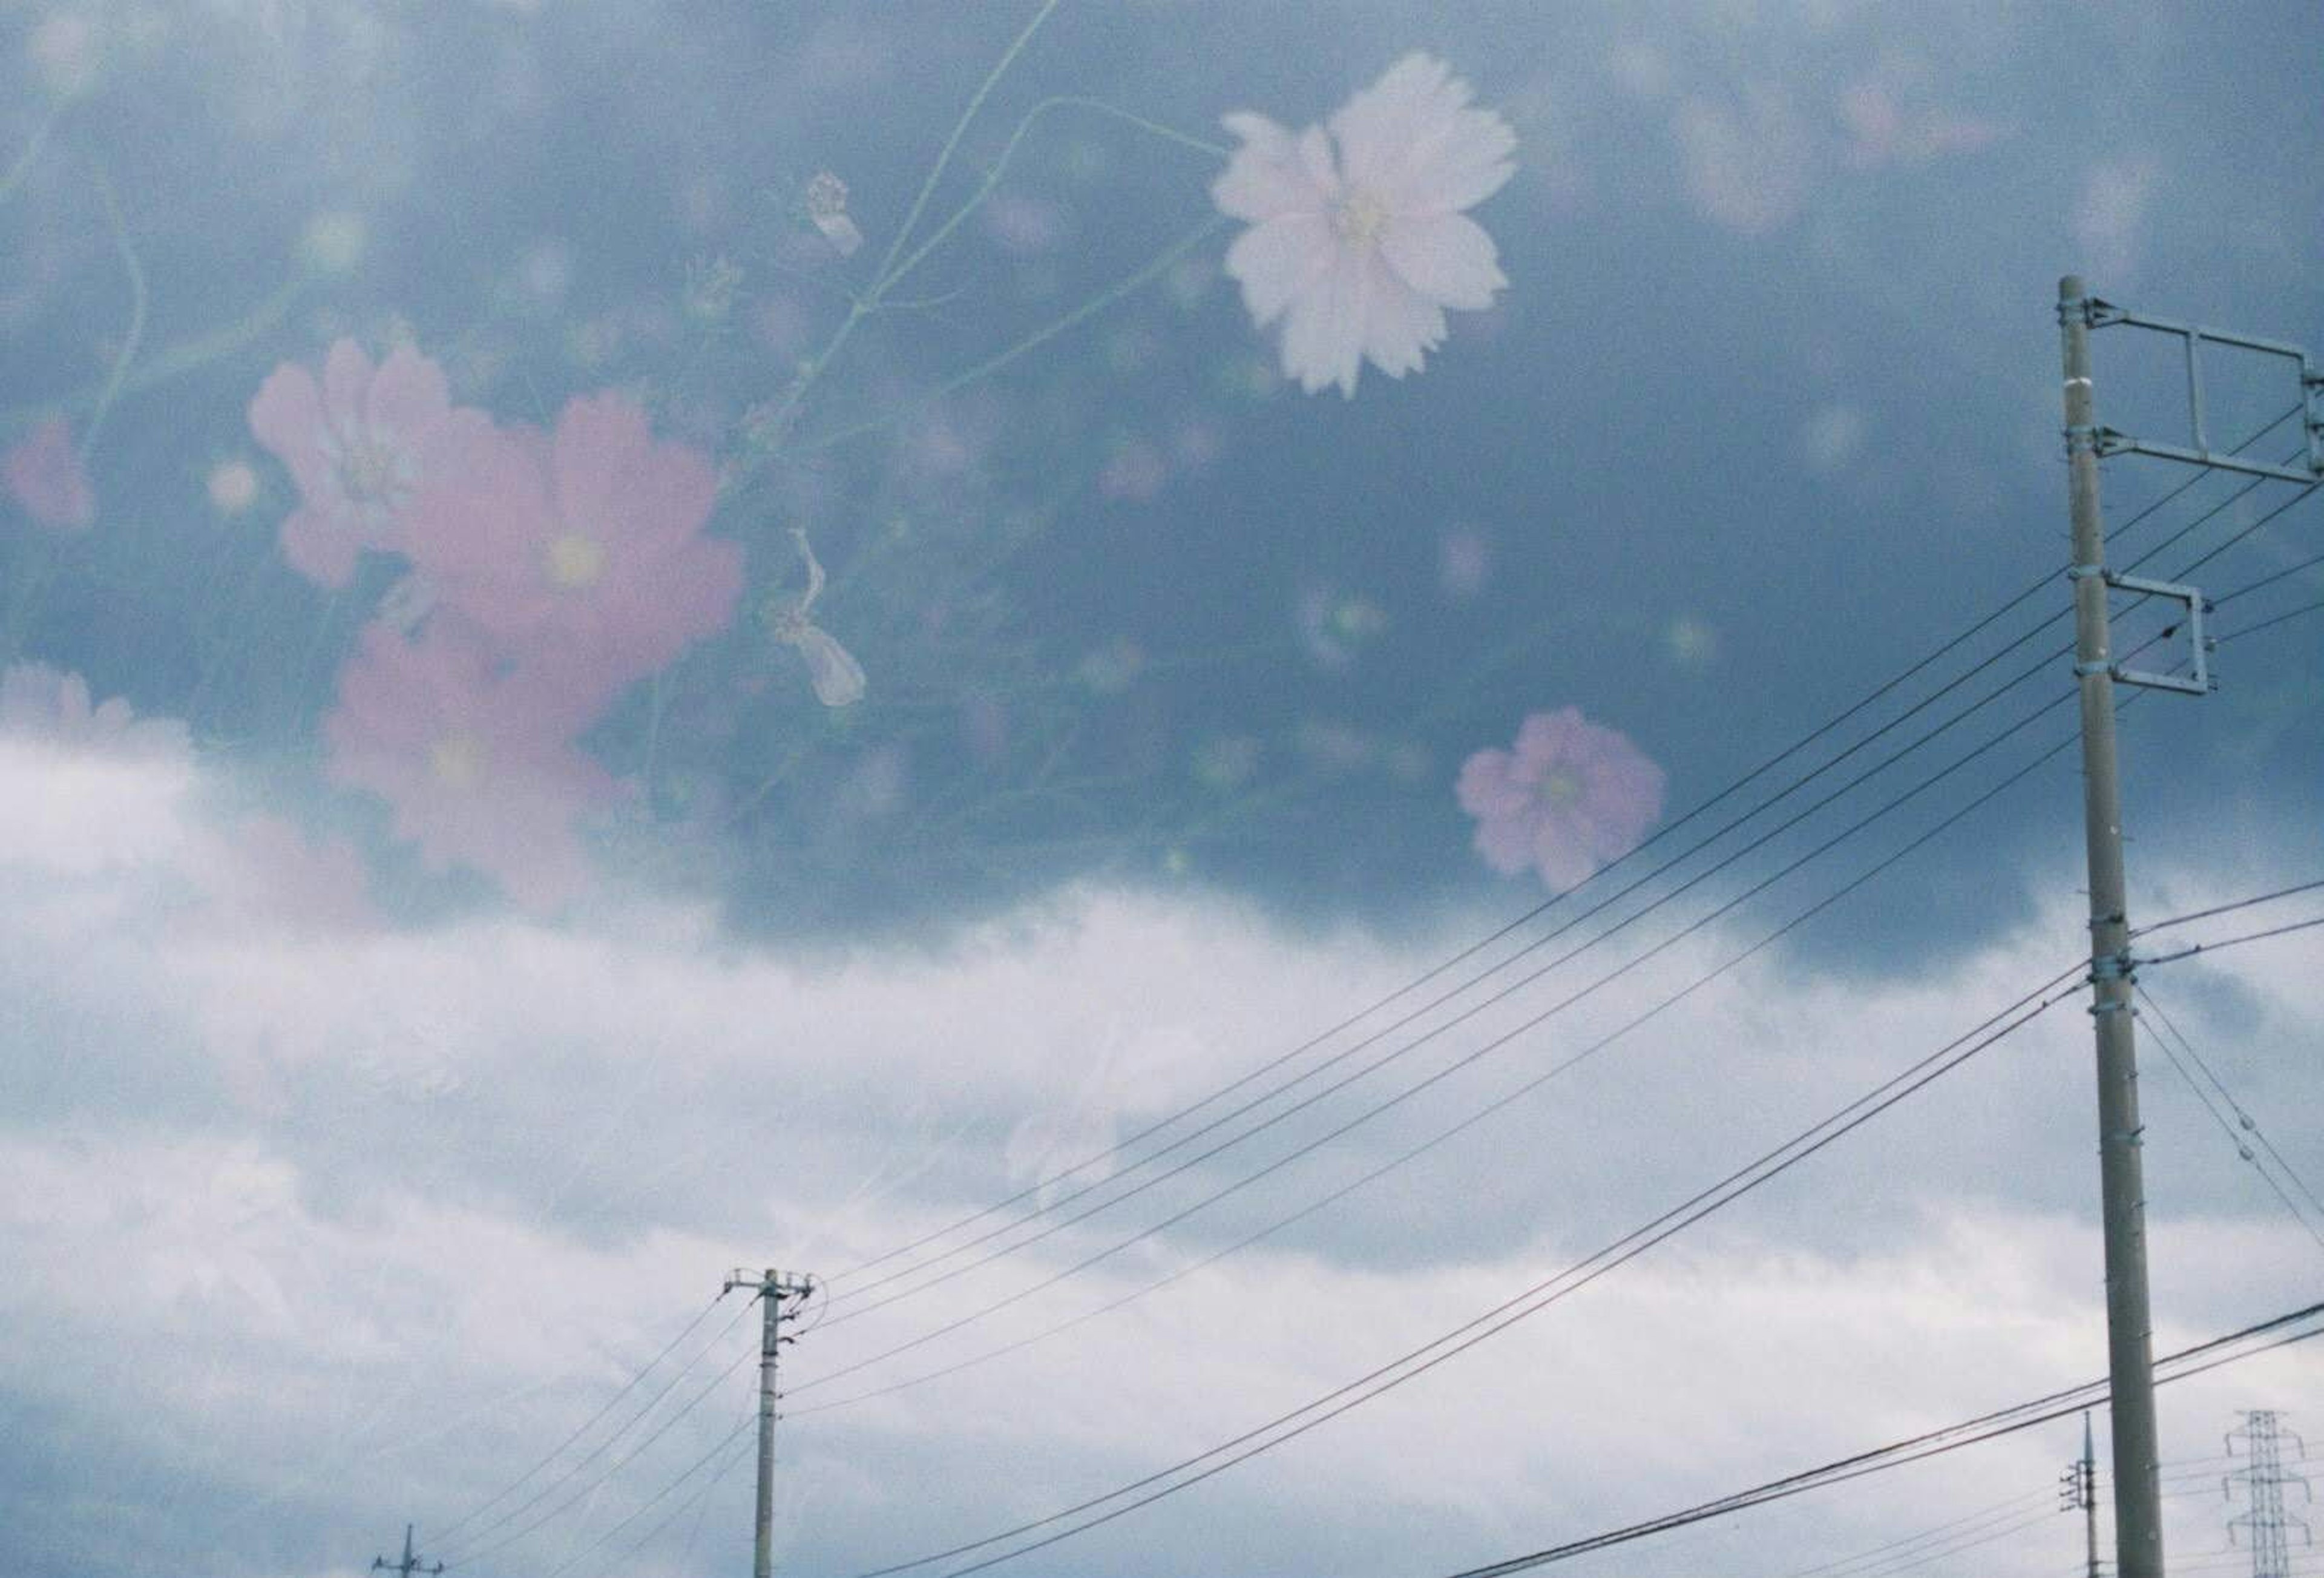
xmin=1213 ymin=53 xmax=1515 ymax=398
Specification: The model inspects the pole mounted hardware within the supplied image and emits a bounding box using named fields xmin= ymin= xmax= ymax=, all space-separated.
xmin=373 ymin=1524 xmax=445 ymax=1578
xmin=2064 ymin=294 xmax=2324 ymax=485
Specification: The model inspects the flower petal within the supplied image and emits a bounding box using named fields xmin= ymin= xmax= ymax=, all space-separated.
xmin=1379 ymin=210 xmax=1507 ymax=312
xmin=1278 ymin=249 xmax=1368 ymax=397
xmin=1211 ymin=111 xmax=1327 ymax=222
xmin=1357 ymin=254 xmax=1447 ymax=381
xmin=1223 ymin=212 xmax=1336 ymax=329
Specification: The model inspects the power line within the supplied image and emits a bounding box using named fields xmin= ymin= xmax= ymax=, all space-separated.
xmin=2139 ymin=984 xmax=2324 ymax=1254
xmin=430 ymin=1289 xmax=733 ymax=1548
xmin=803 ymin=684 xmax=2086 ymax=1394
xmin=847 ymin=965 xmax=2086 ymax=1578
xmin=2141 ymin=915 xmax=2324 ymax=970
xmin=441 ymin=1302 xmax=760 ymax=1569
xmin=798 ymin=706 xmax=2102 ymax=1416
xmin=815 ymin=427 xmax=2302 ymax=1359
xmin=1427 ymin=1302 xmax=2324 ymax=1578
xmin=813 ymin=407 xmax=2299 ymax=1307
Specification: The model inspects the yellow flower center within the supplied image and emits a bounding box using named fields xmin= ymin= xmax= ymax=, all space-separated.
xmin=430 ymin=731 xmax=487 ymax=791
xmin=546 ymin=532 xmax=606 ymax=590
xmin=1331 ymin=189 xmax=1391 ymax=247
xmin=1542 ymin=769 xmax=1583 ymax=807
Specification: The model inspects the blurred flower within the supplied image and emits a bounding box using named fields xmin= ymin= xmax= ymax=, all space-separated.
xmin=205 ymin=458 xmax=260 ymax=517
xmin=249 ymin=339 xmax=486 ymax=588
xmin=297 ymin=210 xmax=369 ymax=275
xmin=1077 ymin=636 xmax=1144 ymax=696
xmin=1097 ymin=439 xmax=1167 ymax=502
xmin=1296 ymin=586 xmax=1388 ymax=671
xmin=402 ymin=391 xmax=743 ymax=708
xmin=0 ymin=662 xmax=186 ymax=760
xmin=764 ymin=528 xmax=865 ymax=708
xmin=1438 ymin=524 xmax=1491 ymax=599
xmin=1213 ymin=53 xmax=1515 ymax=397
xmin=28 ymin=10 xmax=102 ymax=99
xmin=1457 ymin=707 xmax=1664 ymax=890
xmin=2 ymin=416 xmax=95 ymax=531
xmin=804 ymin=171 xmax=863 ymax=257
xmin=192 ymin=817 xmax=376 ymax=935
xmin=324 ymin=619 xmax=617 ymax=909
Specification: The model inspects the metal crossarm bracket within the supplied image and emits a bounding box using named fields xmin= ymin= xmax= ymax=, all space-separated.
xmin=2103 ymin=570 xmax=2211 ymax=695
xmin=2079 ymin=297 xmax=2324 ymax=483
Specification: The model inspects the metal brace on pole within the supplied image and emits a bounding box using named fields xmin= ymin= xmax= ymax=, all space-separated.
xmin=2073 ymin=295 xmax=2324 ymax=484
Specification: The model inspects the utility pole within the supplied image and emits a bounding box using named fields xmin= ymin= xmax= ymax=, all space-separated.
xmin=372 ymin=1524 xmax=444 ymax=1578
xmin=2226 ymin=1410 xmax=2313 ymax=1578
xmin=2059 ymin=271 xmax=2167 ymax=1578
xmin=2055 ymin=269 xmax=2324 ymax=1578
xmin=2062 ymin=1410 xmax=2101 ymax=1578
xmin=724 ymin=1267 xmax=816 ymax=1578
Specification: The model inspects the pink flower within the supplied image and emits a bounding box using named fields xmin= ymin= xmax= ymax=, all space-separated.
xmin=0 ymin=662 xmax=188 ymax=760
xmin=249 ymin=339 xmax=486 ymax=588
xmin=194 ymin=817 xmax=377 ymax=934
xmin=3 ymin=416 xmax=96 ymax=531
xmin=1213 ymin=53 xmax=1515 ymax=398
xmin=323 ymin=619 xmax=619 ymax=909
xmin=1457 ymin=707 xmax=1666 ymax=890
xmin=402 ymin=392 xmax=742 ymax=708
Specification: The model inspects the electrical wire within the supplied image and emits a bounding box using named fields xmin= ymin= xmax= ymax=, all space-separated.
xmin=818 ymin=425 xmax=2311 ymax=1344
xmin=428 ymin=1287 xmax=732 ymax=1547
xmin=810 ymin=410 xmax=2305 ymax=1335
xmin=2141 ymin=915 xmax=2324 ymax=970
xmin=803 ymin=685 xmax=2085 ymax=1392
xmin=440 ymin=1300 xmax=760 ymax=1568
xmin=546 ymin=1408 xmax=760 ymax=1578
xmin=2132 ymin=880 xmax=2324 ymax=939
xmin=2138 ymin=982 xmax=2324 ymax=1254
xmin=1427 ymin=1301 xmax=2324 ymax=1578
xmin=796 ymin=708 xmax=2099 ymax=1414
xmin=847 ymin=965 xmax=2086 ymax=1578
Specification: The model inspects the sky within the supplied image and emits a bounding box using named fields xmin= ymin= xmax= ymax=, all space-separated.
xmin=1 ymin=3 xmax=2322 ymax=1577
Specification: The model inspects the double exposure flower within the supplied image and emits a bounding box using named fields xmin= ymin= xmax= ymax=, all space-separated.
xmin=0 ymin=662 xmax=187 ymax=760
xmin=323 ymin=619 xmax=617 ymax=910
xmin=1214 ymin=53 xmax=1515 ymax=397
xmin=401 ymin=391 xmax=743 ymax=709
xmin=1457 ymin=707 xmax=1665 ymax=890
xmin=248 ymin=339 xmax=487 ymax=587
xmin=3 ymin=416 xmax=96 ymax=531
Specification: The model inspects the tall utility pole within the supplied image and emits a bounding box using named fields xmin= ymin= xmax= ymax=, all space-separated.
xmin=2226 ymin=1410 xmax=2313 ymax=1578
xmin=372 ymin=1524 xmax=444 ymax=1578
xmin=2062 ymin=1411 xmax=2101 ymax=1578
xmin=2060 ymin=273 xmax=2167 ymax=1578
xmin=724 ymin=1267 xmax=816 ymax=1578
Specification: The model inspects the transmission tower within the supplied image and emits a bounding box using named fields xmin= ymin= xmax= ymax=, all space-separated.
xmin=2225 ymin=1410 xmax=2313 ymax=1578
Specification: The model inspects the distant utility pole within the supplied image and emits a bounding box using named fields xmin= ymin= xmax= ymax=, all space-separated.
xmin=372 ymin=1523 xmax=444 ymax=1578
xmin=2055 ymin=272 xmax=2324 ymax=1578
xmin=2226 ymin=1410 xmax=2313 ymax=1578
xmin=2061 ymin=1410 xmax=2101 ymax=1578
xmin=724 ymin=1267 xmax=816 ymax=1578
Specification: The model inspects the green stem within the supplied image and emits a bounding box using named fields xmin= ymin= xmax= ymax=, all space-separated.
xmin=878 ymin=94 xmax=1229 ymax=297
xmin=801 ymin=211 xmax=1227 ymax=458
xmin=79 ymin=169 xmax=146 ymax=459
xmin=725 ymin=0 xmax=1069 ymax=490
xmin=0 ymin=105 xmax=59 ymax=205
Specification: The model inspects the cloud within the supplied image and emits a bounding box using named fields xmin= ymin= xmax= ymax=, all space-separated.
xmin=3 ymin=778 xmax=2319 ymax=1576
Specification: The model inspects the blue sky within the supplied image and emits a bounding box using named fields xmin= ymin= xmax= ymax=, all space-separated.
xmin=1 ymin=4 xmax=2321 ymax=1578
